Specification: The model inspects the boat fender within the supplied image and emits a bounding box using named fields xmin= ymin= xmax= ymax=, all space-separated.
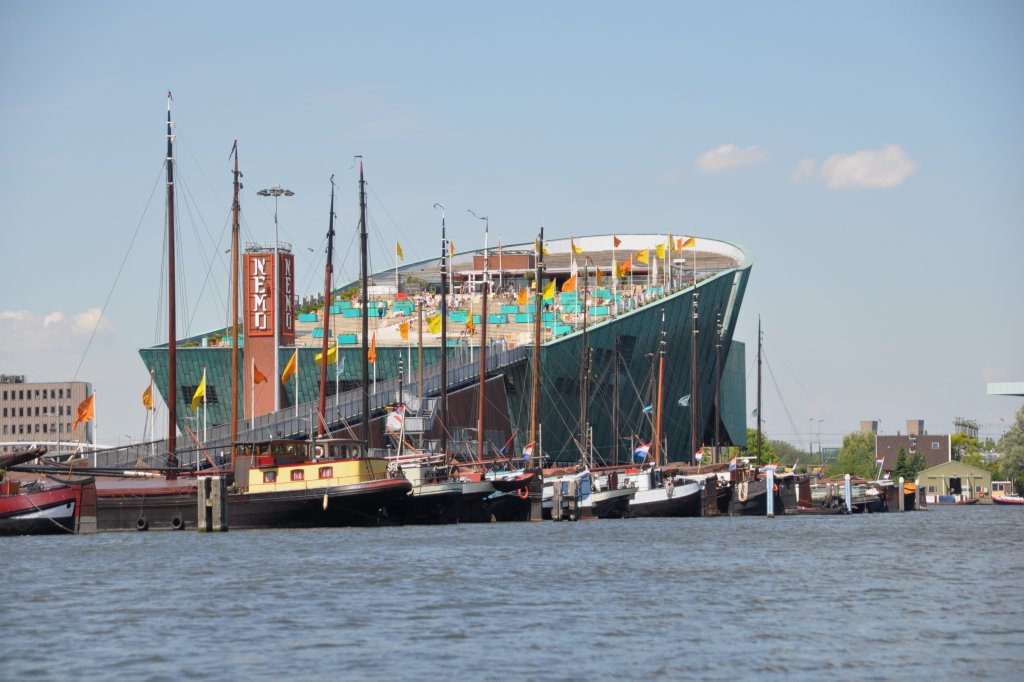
xmin=773 ymin=483 xmax=779 ymax=493
xmin=171 ymin=516 xmax=184 ymax=531
xmin=136 ymin=516 xmax=149 ymax=531
xmin=315 ymin=446 xmax=325 ymax=460
xmin=516 ymin=487 xmax=529 ymax=500
xmin=665 ymin=478 xmax=674 ymax=497
xmin=387 ymin=460 xmax=398 ymax=475
xmin=737 ymin=481 xmax=748 ymax=503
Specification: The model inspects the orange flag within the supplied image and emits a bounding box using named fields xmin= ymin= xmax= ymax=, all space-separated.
xmin=72 ymin=394 xmax=95 ymax=430
xmin=400 ymin=321 xmax=409 ymax=341
xmin=466 ymin=315 xmax=475 ymax=334
xmin=595 ymin=268 xmax=604 ymax=286
xmin=680 ymin=236 xmax=696 ymax=249
xmin=142 ymin=383 xmax=154 ymax=411
xmin=253 ymin=363 xmax=268 ymax=384
xmin=516 ymin=288 xmax=528 ymax=306
xmin=617 ymin=257 xmax=633 ymax=278
xmin=368 ymin=332 xmax=377 ymax=364
xmin=561 ymin=274 xmax=577 ymax=293
xmin=613 ymin=235 xmax=622 ymax=248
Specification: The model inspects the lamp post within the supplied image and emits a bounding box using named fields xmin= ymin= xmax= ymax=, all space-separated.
xmin=256 ymin=184 xmax=294 ymax=411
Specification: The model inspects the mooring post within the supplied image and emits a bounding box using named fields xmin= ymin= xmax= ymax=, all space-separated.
xmin=844 ymin=473 xmax=852 ymax=514
xmin=898 ymin=476 xmax=905 ymax=512
xmin=198 ymin=475 xmax=229 ymax=532
xmin=766 ymin=468 xmax=775 ymax=519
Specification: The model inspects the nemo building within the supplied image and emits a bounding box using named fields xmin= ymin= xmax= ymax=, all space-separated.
xmin=139 ymin=234 xmax=752 ymax=465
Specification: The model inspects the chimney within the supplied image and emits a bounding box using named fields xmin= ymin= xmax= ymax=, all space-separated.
xmin=907 ymin=420 xmax=924 ymax=436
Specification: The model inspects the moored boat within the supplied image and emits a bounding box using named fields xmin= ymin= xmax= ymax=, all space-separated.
xmin=992 ymin=494 xmax=1024 ymax=506
xmin=1 ymin=447 xmax=96 ymax=535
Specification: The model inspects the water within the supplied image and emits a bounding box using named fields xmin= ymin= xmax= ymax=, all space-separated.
xmin=2 ymin=507 xmax=1022 ymax=681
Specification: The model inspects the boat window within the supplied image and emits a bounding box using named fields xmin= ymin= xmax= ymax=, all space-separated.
xmin=291 ymin=470 xmax=304 ymax=481
xmin=319 ymin=467 xmax=333 ymax=479
xmin=263 ymin=471 xmax=277 ymax=483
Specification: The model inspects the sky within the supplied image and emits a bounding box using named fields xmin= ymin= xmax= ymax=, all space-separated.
xmin=1 ymin=0 xmax=1021 ymax=449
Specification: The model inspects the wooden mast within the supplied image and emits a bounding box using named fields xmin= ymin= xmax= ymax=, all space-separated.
xmin=756 ymin=316 xmax=763 ymax=465
xmin=436 ymin=203 xmax=449 ymax=459
xmin=229 ymin=140 xmax=240 ymax=463
xmin=579 ymin=259 xmax=590 ymax=463
xmin=530 ymin=227 xmax=544 ymax=465
xmin=653 ymin=309 xmax=666 ymax=468
xmin=473 ymin=212 xmax=489 ymax=464
xmin=358 ymin=158 xmax=370 ymax=451
xmin=165 ymin=92 xmax=178 ymax=470
xmin=691 ymin=293 xmax=700 ymax=465
xmin=318 ymin=176 xmax=336 ymax=437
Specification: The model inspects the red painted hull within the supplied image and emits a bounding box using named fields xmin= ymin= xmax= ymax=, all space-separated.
xmin=0 ymin=485 xmax=81 ymax=536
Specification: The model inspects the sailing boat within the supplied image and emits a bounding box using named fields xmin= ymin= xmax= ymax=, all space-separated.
xmin=383 ymin=203 xmax=494 ymax=524
xmin=620 ymin=308 xmax=703 ymax=517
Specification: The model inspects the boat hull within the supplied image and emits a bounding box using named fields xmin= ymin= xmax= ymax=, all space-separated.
xmin=0 ymin=486 xmax=80 ymax=536
xmin=627 ymin=482 xmax=702 ymax=518
xmin=591 ymin=487 xmax=636 ymax=518
xmin=993 ymin=495 xmax=1024 ymax=506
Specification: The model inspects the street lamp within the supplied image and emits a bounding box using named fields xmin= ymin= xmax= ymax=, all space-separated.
xmin=257 ymin=184 xmax=294 ymax=411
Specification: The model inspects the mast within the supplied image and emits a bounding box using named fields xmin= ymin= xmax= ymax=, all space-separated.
xmin=358 ymin=158 xmax=370 ymax=450
xmin=530 ymin=227 xmax=544 ymax=465
xmin=756 ymin=316 xmax=763 ymax=465
xmin=714 ymin=312 xmax=722 ymax=464
xmin=318 ymin=176 xmax=336 ymax=437
xmin=691 ymin=293 xmax=700 ymax=465
xmin=613 ymin=335 xmax=620 ymax=464
xmin=579 ymin=259 xmax=590 ymax=462
xmin=230 ymin=140 xmax=241 ymax=463
xmin=165 ymin=92 xmax=178 ymax=469
xmin=653 ymin=309 xmax=666 ymax=468
xmin=434 ymin=203 xmax=448 ymax=458
xmin=470 ymin=212 xmax=489 ymax=464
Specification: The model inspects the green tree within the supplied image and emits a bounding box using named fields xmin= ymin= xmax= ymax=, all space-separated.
xmin=894 ymin=448 xmax=909 ymax=480
xmin=829 ymin=431 xmax=877 ymax=479
xmin=905 ymin=451 xmax=927 ymax=481
xmin=997 ymin=406 xmax=1024 ymax=493
xmin=768 ymin=440 xmax=809 ymax=471
xmin=739 ymin=428 xmax=776 ymax=465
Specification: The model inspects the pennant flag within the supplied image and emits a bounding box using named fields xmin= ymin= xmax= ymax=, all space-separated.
xmin=681 ymin=236 xmax=696 ymax=249
xmin=516 ymin=288 xmax=528 ymax=306
xmin=253 ymin=363 xmax=268 ymax=384
xmin=523 ymin=441 xmax=535 ymax=460
xmin=142 ymin=383 xmax=154 ymax=411
xmin=642 ymin=404 xmax=653 ymax=414
xmin=728 ymin=456 xmax=738 ymax=472
xmin=427 ymin=313 xmax=441 ymax=334
xmin=72 ymin=394 xmax=95 ymax=430
xmin=449 ymin=240 xmax=455 ymax=257
xmin=633 ymin=442 xmax=651 ymax=461
xmin=385 ymin=405 xmax=405 ymax=432
xmin=667 ymin=234 xmax=674 ymax=253
xmin=571 ymin=238 xmax=583 ymax=255
xmin=400 ymin=320 xmax=409 ymax=341
xmin=466 ymin=315 xmax=475 ymax=334
xmin=595 ymin=268 xmax=604 ymax=286
xmin=613 ymin=235 xmax=622 ymax=248
xmin=315 ymin=344 xmax=338 ymax=367
xmin=535 ymin=238 xmax=549 ymax=256
xmin=875 ymin=457 xmax=884 ymax=466
xmin=678 ymin=394 xmax=690 ymax=407
xmin=636 ymin=249 xmax=649 ymax=265
xmin=368 ymin=333 xmax=377 ymax=364
xmin=396 ymin=241 xmax=404 ymax=261
xmin=656 ymin=243 xmax=665 ymax=260
xmin=561 ymin=274 xmax=577 ymax=294
xmin=617 ymin=257 xmax=633 ymax=278
xmin=191 ymin=370 xmax=206 ymax=412
xmin=542 ymin=279 xmax=556 ymax=301
xmin=281 ymin=350 xmax=297 ymax=384
xmin=695 ymin=447 xmax=704 ymax=463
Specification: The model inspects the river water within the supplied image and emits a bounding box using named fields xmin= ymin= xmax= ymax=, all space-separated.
xmin=2 ymin=506 xmax=1021 ymax=681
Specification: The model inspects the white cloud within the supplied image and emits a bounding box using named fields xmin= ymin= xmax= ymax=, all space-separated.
xmin=819 ymin=145 xmax=917 ymax=189
xmin=0 ymin=308 xmax=114 ymax=353
xmin=792 ymin=158 xmax=817 ymax=183
xmin=695 ymin=144 xmax=768 ymax=173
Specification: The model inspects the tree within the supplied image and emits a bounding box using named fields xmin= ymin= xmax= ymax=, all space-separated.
xmin=894 ymin=448 xmax=909 ymax=480
xmin=768 ymin=439 xmax=809 ymax=470
xmin=741 ymin=428 xmax=776 ymax=465
xmin=829 ymin=431 xmax=877 ymax=479
xmin=997 ymin=406 xmax=1024 ymax=493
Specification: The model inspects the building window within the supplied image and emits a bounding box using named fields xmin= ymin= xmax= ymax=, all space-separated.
xmin=263 ymin=471 xmax=277 ymax=483
xmin=994 ymin=483 xmax=1005 ymax=492
xmin=58 ymin=388 xmax=64 ymax=399
xmin=19 ymin=425 xmax=24 ymax=434
xmin=2 ymin=408 xmax=5 ymax=417
xmin=291 ymin=470 xmax=304 ymax=481
xmin=19 ymin=407 xmax=24 ymax=417
xmin=2 ymin=425 xmax=6 ymax=434
xmin=42 ymin=424 xmax=47 ymax=433
xmin=43 ymin=389 xmax=48 ymax=399
xmin=34 ymin=389 xmax=39 ymax=399
xmin=931 ymin=442 xmax=939 ymax=449
xmin=19 ymin=390 xmax=24 ymax=400
xmin=35 ymin=406 xmax=39 ymax=416
xmin=975 ymin=486 xmax=982 ymax=493
xmin=928 ymin=485 xmax=935 ymax=493
xmin=319 ymin=466 xmax=333 ymax=479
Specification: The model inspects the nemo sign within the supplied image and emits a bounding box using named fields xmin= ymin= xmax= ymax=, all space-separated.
xmin=245 ymin=252 xmax=295 ymax=341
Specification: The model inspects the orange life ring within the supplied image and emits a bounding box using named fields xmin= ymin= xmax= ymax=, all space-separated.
xmin=773 ymin=483 xmax=779 ymax=493
xmin=516 ymin=487 xmax=529 ymax=500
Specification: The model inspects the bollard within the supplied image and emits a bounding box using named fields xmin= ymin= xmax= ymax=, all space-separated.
xmin=198 ymin=475 xmax=229 ymax=532
xmin=551 ymin=481 xmax=563 ymax=522
xmin=844 ymin=474 xmax=852 ymax=514
xmin=766 ymin=469 xmax=775 ymax=519
xmin=898 ymin=476 xmax=905 ymax=512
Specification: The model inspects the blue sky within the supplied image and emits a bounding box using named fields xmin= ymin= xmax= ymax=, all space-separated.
xmin=1 ymin=1 xmax=1021 ymax=448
